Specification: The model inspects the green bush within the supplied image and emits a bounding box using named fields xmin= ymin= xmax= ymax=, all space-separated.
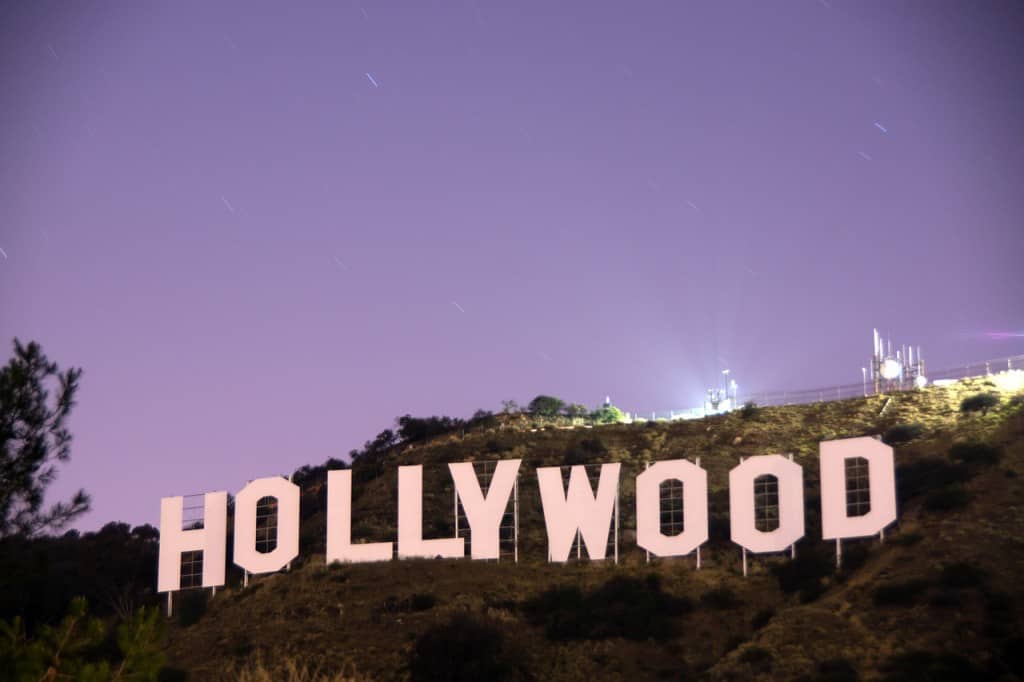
xmin=523 ymin=575 xmax=691 ymax=641
xmin=176 ymin=589 xmax=209 ymax=627
xmin=880 ymin=651 xmax=987 ymax=681
xmin=564 ymin=403 xmax=589 ymax=420
xmin=527 ymin=395 xmax=565 ymax=418
xmin=771 ymin=545 xmax=833 ymax=597
xmin=591 ymin=404 xmax=627 ymax=424
xmin=896 ymin=458 xmax=970 ymax=506
xmin=469 ymin=409 xmax=497 ymax=430
xmin=699 ymin=586 xmax=740 ymax=610
xmin=410 ymin=593 xmax=437 ymax=611
xmin=485 ymin=437 xmax=515 ymax=454
xmin=960 ymin=392 xmax=999 ymax=415
xmin=807 ymin=658 xmax=860 ymax=682
xmin=872 ymin=579 xmax=930 ymax=607
xmin=396 ymin=414 xmax=466 ymax=443
xmin=924 ymin=484 xmax=970 ymax=511
xmin=938 ymin=562 xmax=986 ymax=589
xmin=949 ymin=442 xmax=1002 ymax=467
xmin=882 ymin=423 xmax=925 ymax=445
xmin=382 ymin=593 xmax=437 ymax=614
xmin=740 ymin=401 xmax=760 ymax=420
xmin=890 ymin=531 xmax=923 ymax=547
xmin=738 ymin=646 xmax=773 ymax=673
xmin=0 ymin=597 xmax=165 ymax=682
xmin=410 ymin=613 xmax=523 ymax=682
xmin=838 ymin=542 xmax=871 ymax=575
xmin=563 ymin=437 xmax=607 ymax=466
xmin=751 ymin=608 xmax=774 ymax=630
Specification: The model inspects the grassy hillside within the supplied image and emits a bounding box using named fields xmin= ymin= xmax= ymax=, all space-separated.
xmin=163 ymin=376 xmax=1024 ymax=681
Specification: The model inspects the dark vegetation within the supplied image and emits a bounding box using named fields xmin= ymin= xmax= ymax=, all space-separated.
xmin=522 ymin=575 xmax=692 ymax=641
xmin=882 ymin=422 xmax=924 ymax=445
xmin=960 ymin=392 xmax=1000 ymax=415
xmin=740 ymin=400 xmax=760 ymax=420
xmin=0 ymin=339 xmax=90 ymax=537
xmin=410 ymin=613 xmax=526 ymax=682
xmin=3 ymin=338 xmax=1022 ymax=680
xmin=0 ymin=597 xmax=165 ymax=681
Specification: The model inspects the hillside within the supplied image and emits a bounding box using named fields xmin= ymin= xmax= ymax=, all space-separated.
xmin=163 ymin=376 xmax=1024 ymax=681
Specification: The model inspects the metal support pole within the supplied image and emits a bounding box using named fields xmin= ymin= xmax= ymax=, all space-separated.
xmin=695 ymin=456 xmax=701 ymax=569
xmin=879 ymin=527 xmax=885 ymax=544
xmin=788 ymin=458 xmax=798 ymax=556
xmin=454 ymin=487 xmax=459 ymax=537
xmin=513 ymin=478 xmax=519 ymax=564
xmin=645 ymin=462 xmax=650 ymax=564
xmin=167 ymin=592 xmax=173 ymax=619
xmin=835 ymin=538 xmax=842 ymax=569
xmin=244 ymin=570 xmax=249 ymax=588
xmin=742 ymin=547 xmax=747 ymax=577
xmin=614 ymin=480 xmax=619 ymax=565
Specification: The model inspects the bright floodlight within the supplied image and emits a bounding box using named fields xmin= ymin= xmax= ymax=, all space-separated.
xmin=880 ymin=358 xmax=902 ymax=380
xmin=914 ymin=375 xmax=928 ymax=389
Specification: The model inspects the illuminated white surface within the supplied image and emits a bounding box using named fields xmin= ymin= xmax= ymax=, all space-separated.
xmin=729 ymin=455 xmax=804 ymax=553
xmin=449 ymin=459 xmax=521 ymax=560
xmin=326 ymin=470 xmax=393 ymax=563
xmin=880 ymin=358 xmax=902 ymax=380
xmin=158 ymin=492 xmax=227 ymax=592
xmin=820 ymin=437 xmax=896 ymax=540
xmin=398 ymin=465 xmax=463 ymax=559
xmin=233 ymin=477 xmax=300 ymax=574
xmin=993 ymin=370 xmax=1024 ymax=392
xmin=635 ymin=459 xmax=707 ymax=557
xmin=537 ymin=463 xmax=620 ymax=562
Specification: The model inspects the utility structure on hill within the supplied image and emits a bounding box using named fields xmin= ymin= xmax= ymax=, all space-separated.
xmin=871 ymin=328 xmax=926 ymax=394
xmin=705 ymin=368 xmax=738 ymax=416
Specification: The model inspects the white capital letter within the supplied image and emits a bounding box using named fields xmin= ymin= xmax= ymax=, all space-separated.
xmin=537 ymin=463 xmax=620 ymax=562
xmin=398 ymin=465 xmax=463 ymax=559
xmin=233 ymin=477 xmax=300 ymax=574
xmin=449 ymin=459 xmax=521 ymax=560
xmin=729 ymin=455 xmax=805 ymax=553
xmin=636 ymin=459 xmax=707 ymax=558
xmin=326 ymin=469 xmax=393 ymax=563
xmin=820 ymin=437 xmax=897 ymax=540
xmin=158 ymin=491 xmax=227 ymax=592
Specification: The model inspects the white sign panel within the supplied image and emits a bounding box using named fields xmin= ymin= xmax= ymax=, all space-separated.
xmin=157 ymin=492 xmax=227 ymax=592
xmin=635 ymin=459 xmax=707 ymax=558
xmin=536 ymin=463 xmax=620 ymax=562
xmin=729 ymin=455 xmax=805 ymax=554
xmin=820 ymin=437 xmax=897 ymax=540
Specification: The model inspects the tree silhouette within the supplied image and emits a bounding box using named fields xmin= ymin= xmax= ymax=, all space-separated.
xmin=527 ymin=395 xmax=564 ymax=418
xmin=0 ymin=339 xmax=89 ymax=537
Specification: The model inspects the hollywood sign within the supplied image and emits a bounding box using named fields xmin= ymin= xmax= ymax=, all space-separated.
xmin=157 ymin=437 xmax=896 ymax=592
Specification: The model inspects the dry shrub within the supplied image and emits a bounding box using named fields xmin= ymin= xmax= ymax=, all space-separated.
xmin=233 ymin=655 xmax=369 ymax=682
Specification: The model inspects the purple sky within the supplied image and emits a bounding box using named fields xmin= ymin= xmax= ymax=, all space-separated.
xmin=1 ymin=1 xmax=1022 ymax=531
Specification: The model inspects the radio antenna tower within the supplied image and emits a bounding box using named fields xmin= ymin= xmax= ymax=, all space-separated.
xmin=871 ymin=328 xmax=926 ymax=393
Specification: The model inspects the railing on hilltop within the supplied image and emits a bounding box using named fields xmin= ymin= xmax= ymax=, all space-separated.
xmin=645 ymin=353 xmax=1024 ymax=421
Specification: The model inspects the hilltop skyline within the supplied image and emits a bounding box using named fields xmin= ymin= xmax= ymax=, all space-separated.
xmin=1 ymin=0 xmax=1022 ymax=529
